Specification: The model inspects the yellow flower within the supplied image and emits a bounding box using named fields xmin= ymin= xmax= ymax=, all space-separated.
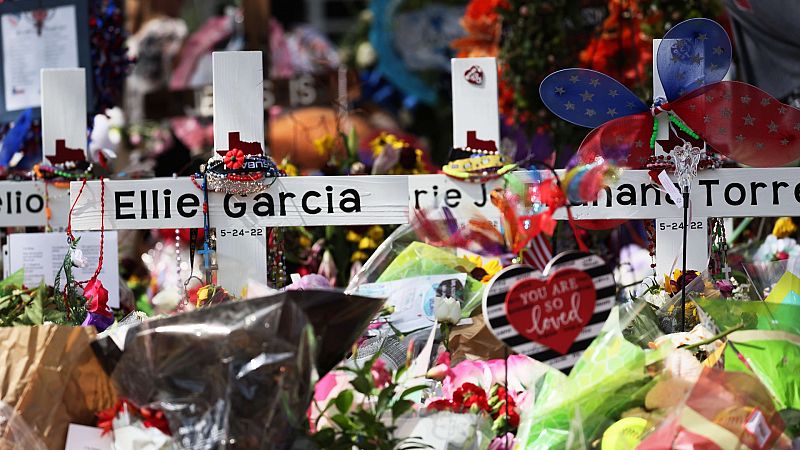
xmin=279 ymin=160 xmax=298 ymax=177
xmin=367 ymin=225 xmax=384 ymax=242
xmin=313 ymin=134 xmax=336 ymax=156
xmin=196 ymin=285 xmax=211 ymax=307
xmin=298 ymin=235 xmax=311 ymax=248
xmin=351 ymin=250 xmax=369 ymax=262
xmin=464 ymin=254 xmax=503 ymax=283
xmin=370 ymin=133 xmax=406 ymax=156
xmin=358 ymin=236 xmax=377 ymax=250
xmin=346 ymin=230 xmax=361 ymax=242
xmin=773 ymin=217 xmax=797 ymax=238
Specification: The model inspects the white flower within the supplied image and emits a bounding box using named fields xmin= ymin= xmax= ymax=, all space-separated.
xmin=754 ymin=235 xmax=800 ymax=262
xmin=355 ymin=42 xmax=377 ymax=68
xmin=434 ymin=296 xmax=461 ymax=324
xmin=89 ymin=107 xmax=125 ymax=164
xmin=151 ymin=287 xmax=182 ymax=315
xmin=641 ymin=289 xmax=670 ymax=308
xmin=71 ymin=249 xmax=88 ymax=268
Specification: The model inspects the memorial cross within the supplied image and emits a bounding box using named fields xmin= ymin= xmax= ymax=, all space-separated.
xmin=548 ymin=38 xmax=800 ymax=283
xmin=69 ymin=51 xmax=409 ymax=295
xmin=0 ymin=68 xmax=82 ymax=230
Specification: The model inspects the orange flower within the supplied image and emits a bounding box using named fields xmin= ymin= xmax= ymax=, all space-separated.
xmin=451 ymin=0 xmax=509 ymax=58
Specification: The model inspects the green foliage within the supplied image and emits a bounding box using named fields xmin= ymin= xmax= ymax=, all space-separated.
xmin=0 ymin=237 xmax=90 ymax=326
xmin=0 ymin=270 xmax=71 ymax=326
xmin=53 ymin=238 xmax=87 ymax=323
xmin=310 ymin=352 xmax=431 ymax=450
xmin=499 ymin=0 xmax=585 ymax=154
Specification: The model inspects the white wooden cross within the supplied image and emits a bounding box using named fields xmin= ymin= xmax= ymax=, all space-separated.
xmin=2 ymin=68 xmax=122 ymax=306
xmin=0 ymin=68 xmax=81 ymax=230
xmin=408 ymin=57 xmax=506 ymax=224
xmin=410 ymin=53 xmax=800 ymax=284
xmin=550 ymin=40 xmax=800 ymax=279
xmin=69 ymin=51 xmax=409 ymax=296
xmin=651 ymin=39 xmax=709 ymax=277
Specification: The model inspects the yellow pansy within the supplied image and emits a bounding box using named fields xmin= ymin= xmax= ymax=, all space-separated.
xmin=196 ymin=285 xmax=211 ymax=307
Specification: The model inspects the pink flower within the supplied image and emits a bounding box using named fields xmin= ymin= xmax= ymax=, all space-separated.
xmin=308 ymin=370 xmax=352 ymax=432
xmin=427 ymin=350 xmax=451 ymax=380
xmin=442 ymin=359 xmax=493 ymax=398
xmin=371 ymin=359 xmax=391 ymax=388
xmin=313 ymin=371 xmax=348 ymax=403
xmin=317 ymin=250 xmax=338 ymax=286
xmin=285 ymin=274 xmax=331 ymax=291
xmin=488 ymin=433 xmax=516 ymax=450
xmin=487 ymin=354 xmax=551 ymax=393
xmin=84 ymin=278 xmax=112 ymax=318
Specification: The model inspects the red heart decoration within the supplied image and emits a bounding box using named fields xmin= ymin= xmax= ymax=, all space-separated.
xmin=504 ymin=268 xmax=596 ymax=355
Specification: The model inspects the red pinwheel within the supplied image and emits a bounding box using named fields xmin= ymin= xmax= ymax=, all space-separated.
xmin=540 ymin=18 xmax=800 ymax=169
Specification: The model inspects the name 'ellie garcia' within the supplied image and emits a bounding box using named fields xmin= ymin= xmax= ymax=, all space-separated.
xmin=114 ymin=186 xmax=362 ymax=220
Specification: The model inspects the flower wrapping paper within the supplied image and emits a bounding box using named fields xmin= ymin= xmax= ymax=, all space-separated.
xmin=0 ymin=325 xmax=117 ymax=450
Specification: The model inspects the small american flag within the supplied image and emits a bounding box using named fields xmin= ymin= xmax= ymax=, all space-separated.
xmin=522 ymin=234 xmax=552 ymax=271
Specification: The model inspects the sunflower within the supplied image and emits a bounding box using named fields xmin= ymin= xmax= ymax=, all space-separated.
xmin=464 ymin=255 xmax=502 ymax=283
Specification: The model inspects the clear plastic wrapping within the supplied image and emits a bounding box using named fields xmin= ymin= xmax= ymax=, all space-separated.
xmin=0 ymin=401 xmax=48 ymax=450
xmin=347 ymin=225 xmax=485 ymax=317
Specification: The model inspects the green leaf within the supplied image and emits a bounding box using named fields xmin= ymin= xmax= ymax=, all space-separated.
xmin=351 ymin=375 xmax=373 ymax=395
xmin=376 ymin=387 xmax=392 ymax=414
xmin=347 ymin=127 xmax=358 ymax=159
xmin=312 ymin=427 xmax=335 ymax=447
xmin=400 ymin=385 xmax=427 ymax=400
xmin=391 ymin=399 xmax=413 ymax=420
xmin=0 ymin=269 xmax=24 ymax=290
xmin=334 ymin=389 xmax=354 ymax=413
xmin=25 ymin=291 xmax=44 ymax=325
xmin=330 ymin=413 xmax=354 ymax=431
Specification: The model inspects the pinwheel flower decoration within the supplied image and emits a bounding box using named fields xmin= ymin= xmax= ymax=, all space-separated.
xmin=540 ymin=18 xmax=800 ymax=169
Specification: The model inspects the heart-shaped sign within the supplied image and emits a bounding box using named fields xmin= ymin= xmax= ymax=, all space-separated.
xmin=504 ymin=268 xmax=596 ymax=355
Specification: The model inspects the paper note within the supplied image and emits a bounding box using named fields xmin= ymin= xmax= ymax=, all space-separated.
xmin=1 ymin=5 xmax=80 ymax=111
xmin=355 ymin=273 xmax=466 ymax=333
xmin=7 ymin=231 xmax=120 ymax=307
xmin=64 ymin=424 xmax=112 ymax=450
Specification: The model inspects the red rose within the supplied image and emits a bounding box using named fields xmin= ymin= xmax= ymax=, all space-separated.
xmin=464 ymin=393 xmax=490 ymax=412
xmin=426 ymin=399 xmax=454 ymax=412
xmin=497 ymin=403 xmax=520 ymax=428
xmin=224 ymin=149 xmax=245 ymax=169
xmin=84 ymin=278 xmax=112 ymax=318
